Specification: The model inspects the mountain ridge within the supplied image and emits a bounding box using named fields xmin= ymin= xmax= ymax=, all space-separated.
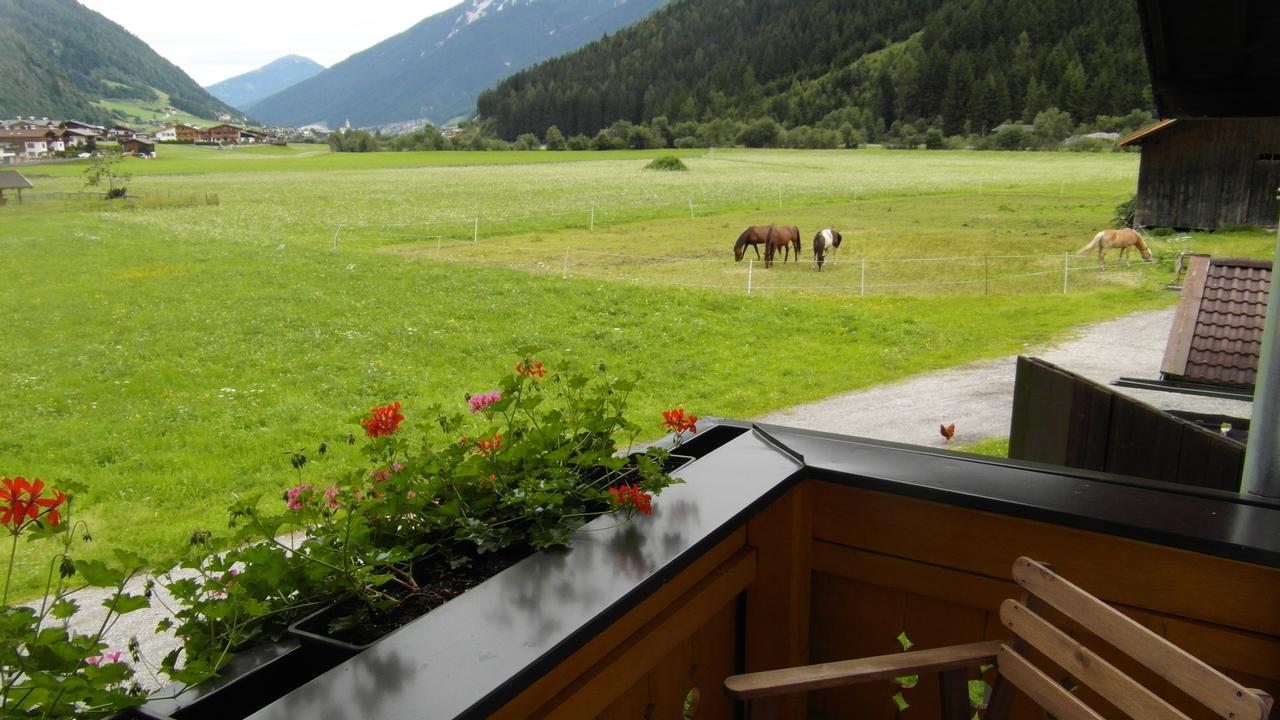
xmin=206 ymin=55 xmax=325 ymax=112
xmin=248 ymin=0 xmax=667 ymax=128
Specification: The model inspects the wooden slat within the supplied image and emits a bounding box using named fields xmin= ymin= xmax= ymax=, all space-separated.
xmin=724 ymin=640 xmax=1000 ymax=700
xmin=1012 ymin=557 xmax=1270 ymax=720
xmin=998 ymin=645 xmax=1107 ymax=720
xmin=1000 ymin=599 xmax=1192 ymax=720
xmin=1162 ymin=254 xmax=1210 ymax=377
xmin=811 ymin=484 xmax=1280 ymax=637
xmin=939 ymin=668 xmax=971 ymax=720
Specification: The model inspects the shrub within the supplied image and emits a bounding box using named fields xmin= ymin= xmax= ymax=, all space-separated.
xmin=644 ymin=155 xmax=688 ymax=171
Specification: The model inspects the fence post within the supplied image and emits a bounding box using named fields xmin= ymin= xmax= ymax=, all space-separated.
xmin=778 ymin=187 xmax=783 ymax=208
xmin=747 ymin=260 xmax=753 ymax=295
xmin=984 ymin=255 xmax=990 ymax=295
xmin=688 ymin=198 xmax=694 ymax=219
xmin=473 ymin=217 xmax=479 ymax=243
xmin=332 ymin=225 xmax=341 ymax=250
xmin=590 ymin=207 xmax=594 ymax=232
xmin=1063 ymin=252 xmax=1069 ymax=294
xmin=562 ymin=248 xmax=570 ymax=278
xmin=860 ymin=258 xmax=866 ymax=297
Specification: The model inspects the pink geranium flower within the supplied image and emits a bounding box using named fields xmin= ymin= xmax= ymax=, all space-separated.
xmin=467 ymin=390 xmax=502 ymax=413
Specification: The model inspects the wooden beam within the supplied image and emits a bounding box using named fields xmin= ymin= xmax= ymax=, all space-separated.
xmin=724 ymin=640 xmax=999 ymax=700
xmin=997 ymin=645 xmax=1106 ymax=720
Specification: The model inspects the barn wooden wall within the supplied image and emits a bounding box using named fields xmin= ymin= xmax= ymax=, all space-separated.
xmin=1134 ymin=118 xmax=1280 ymax=230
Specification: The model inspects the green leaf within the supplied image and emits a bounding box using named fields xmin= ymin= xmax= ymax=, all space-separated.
xmin=891 ymin=691 xmax=909 ymax=711
xmin=50 ymin=598 xmax=79 ymax=620
xmin=978 ymin=663 xmax=993 ymax=674
xmin=74 ymin=559 xmax=125 ymax=587
xmin=103 ymin=592 xmax=150 ymax=615
xmin=968 ymin=679 xmax=991 ymax=709
xmin=895 ymin=674 xmax=918 ymax=689
xmin=896 ymin=631 xmax=914 ymax=651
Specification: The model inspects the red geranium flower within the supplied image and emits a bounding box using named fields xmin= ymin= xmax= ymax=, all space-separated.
xmin=474 ymin=434 xmax=503 ymax=457
xmin=0 ymin=476 xmax=66 ymax=530
xmin=661 ymin=407 xmax=698 ymax=435
xmin=608 ymin=484 xmax=653 ymax=516
xmin=362 ymin=402 xmax=404 ymax=438
xmin=516 ymin=361 xmax=547 ymax=379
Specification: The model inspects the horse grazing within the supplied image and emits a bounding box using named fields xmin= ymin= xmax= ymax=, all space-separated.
xmin=734 ymin=226 xmax=770 ymax=262
xmin=1078 ymin=228 xmax=1152 ymax=265
xmin=813 ymin=228 xmax=842 ymax=271
xmin=763 ymin=225 xmax=801 ymax=268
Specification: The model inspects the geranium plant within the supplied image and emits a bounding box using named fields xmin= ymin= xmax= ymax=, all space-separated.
xmin=167 ymin=358 xmax=692 ymax=674
xmin=0 ymin=477 xmax=153 ymax=718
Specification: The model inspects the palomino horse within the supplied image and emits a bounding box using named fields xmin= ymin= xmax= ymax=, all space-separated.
xmin=763 ymin=225 xmax=801 ymax=268
xmin=813 ymin=228 xmax=842 ymax=271
xmin=1078 ymin=228 xmax=1152 ymax=265
xmin=734 ymin=225 xmax=801 ymax=266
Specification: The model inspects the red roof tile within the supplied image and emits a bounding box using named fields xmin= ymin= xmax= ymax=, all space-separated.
xmin=1168 ymin=256 xmax=1272 ymax=388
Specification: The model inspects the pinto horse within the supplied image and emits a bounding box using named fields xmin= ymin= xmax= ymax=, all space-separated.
xmin=813 ymin=228 xmax=842 ymax=271
xmin=1078 ymin=228 xmax=1152 ymax=266
xmin=763 ymin=225 xmax=801 ymax=268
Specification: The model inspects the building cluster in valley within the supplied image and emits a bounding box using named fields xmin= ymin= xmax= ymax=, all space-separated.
xmin=0 ymin=117 xmax=287 ymax=164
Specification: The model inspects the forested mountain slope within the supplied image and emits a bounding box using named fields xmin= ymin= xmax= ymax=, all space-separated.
xmin=0 ymin=0 xmax=237 ymax=123
xmin=477 ymin=0 xmax=1149 ymax=140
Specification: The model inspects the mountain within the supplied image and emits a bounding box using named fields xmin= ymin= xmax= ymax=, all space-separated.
xmin=477 ymin=0 xmax=1150 ymax=140
xmin=206 ymin=55 xmax=325 ymax=111
xmin=248 ymin=0 xmax=668 ymax=129
xmin=0 ymin=0 xmax=237 ymax=124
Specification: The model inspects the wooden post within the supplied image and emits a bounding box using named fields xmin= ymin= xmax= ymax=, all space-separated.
xmin=778 ymin=187 xmax=783 ymax=208
xmin=860 ymin=258 xmax=866 ymax=297
xmin=1063 ymin=252 xmax=1069 ymax=294
xmin=748 ymin=260 xmax=754 ymax=295
xmin=589 ymin=207 xmax=594 ymax=232
xmin=473 ymin=217 xmax=479 ymax=243
xmin=332 ymin=225 xmax=341 ymax=250
xmin=562 ymin=248 xmax=569 ymax=278
xmin=688 ymin=198 xmax=694 ymax=219
xmin=984 ymin=255 xmax=990 ymax=295
xmin=744 ymin=483 xmax=813 ymax=720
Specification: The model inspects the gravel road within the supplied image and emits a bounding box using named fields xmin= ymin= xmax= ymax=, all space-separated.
xmin=757 ymin=307 xmax=1253 ymax=448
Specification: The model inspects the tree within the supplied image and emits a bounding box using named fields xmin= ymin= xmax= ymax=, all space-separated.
xmin=1033 ymin=107 xmax=1074 ymax=146
xmin=738 ymin=118 xmax=782 ymax=148
xmin=83 ymin=150 xmax=131 ymax=198
xmin=513 ymin=133 xmax=540 ymax=151
xmin=544 ymin=125 xmax=566 ymax=151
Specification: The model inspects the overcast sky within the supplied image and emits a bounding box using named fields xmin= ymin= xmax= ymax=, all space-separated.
xmin=78 ymin=0 xmax=462 ymax=86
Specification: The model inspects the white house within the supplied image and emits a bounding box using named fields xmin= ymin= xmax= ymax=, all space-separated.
xmin=154 ymin=126 xmax=177 ymax=141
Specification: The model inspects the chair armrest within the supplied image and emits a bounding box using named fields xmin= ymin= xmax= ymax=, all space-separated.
xmin=725 ymin=639 xmax=1001 ymax=700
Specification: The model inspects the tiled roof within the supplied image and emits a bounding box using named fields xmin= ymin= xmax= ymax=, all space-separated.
xmin=1163 ymin=256 xmax=1271 ymax=388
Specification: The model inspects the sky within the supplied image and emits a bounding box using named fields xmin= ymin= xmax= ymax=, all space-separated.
xmin=78 ymin=0 xmax=462 ymax=86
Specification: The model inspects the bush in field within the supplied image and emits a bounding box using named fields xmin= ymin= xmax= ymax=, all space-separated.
xmin=738 ymin=118 xmax=782 ymax=148
xmin=544 ymin=125 xmax=566 ymax=151
xmin=566 ymin=133 xmax=591 ymax=150
xmin=513 ymin=133 xmax=540 ymax=151
xmin=644 ymin=155 xmax=688 ymax=171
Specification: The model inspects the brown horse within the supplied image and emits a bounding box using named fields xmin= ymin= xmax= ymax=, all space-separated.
xmin=734 ymin=225 xmax=801 ymax=266
xmin=763 ymin=225 xmax=801 ymax=268
xmin=1078 ymin=228 xmax=1152 ymax=266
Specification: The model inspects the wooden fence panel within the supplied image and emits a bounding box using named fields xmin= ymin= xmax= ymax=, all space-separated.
xmin=1009 ymin=357 xmax=1244 ymax=492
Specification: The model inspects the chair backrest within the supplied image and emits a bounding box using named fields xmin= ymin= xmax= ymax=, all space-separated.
xmin=999 ymin=557 xmax=1273 ymax=720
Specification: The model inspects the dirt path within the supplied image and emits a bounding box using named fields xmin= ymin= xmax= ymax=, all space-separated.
xmin=757 ymin=307 xmax=1253 ymax=449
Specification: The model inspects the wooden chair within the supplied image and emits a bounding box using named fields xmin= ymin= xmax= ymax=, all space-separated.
xmin=725 ymin=557 xmax=1273 ymax=720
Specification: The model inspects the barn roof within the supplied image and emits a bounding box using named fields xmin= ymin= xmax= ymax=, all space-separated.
xmin=1135 ymin=0 xmax=1280 ymax=117
xmin=1115 ymin=118 xmax=1177 ymax=147
xmin=1161 ymin=255 xmax=1272 ymax=389
xmin=0 ymin=170 xmax=33 ymax=190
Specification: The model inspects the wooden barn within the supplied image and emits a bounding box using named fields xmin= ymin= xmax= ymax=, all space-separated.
xmin=1117 ymin=118 xmax=1280 ymax=230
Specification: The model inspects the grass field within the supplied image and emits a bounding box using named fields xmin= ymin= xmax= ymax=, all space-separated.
xmin=3 ymin=146 xmax=1273 ymax=597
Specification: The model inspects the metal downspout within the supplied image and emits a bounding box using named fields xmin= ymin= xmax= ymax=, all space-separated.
xmin=1241 ymin=191 xmax=1280 ymax=498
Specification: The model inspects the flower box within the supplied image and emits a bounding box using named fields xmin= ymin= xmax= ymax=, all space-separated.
xmin=126 ymin=639 xmax=343 ymax=720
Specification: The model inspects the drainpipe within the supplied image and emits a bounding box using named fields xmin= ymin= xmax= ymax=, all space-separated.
xmin=1241 ymin=190 xmax=1280 ymax=498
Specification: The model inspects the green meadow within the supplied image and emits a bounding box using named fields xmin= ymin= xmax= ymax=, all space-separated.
xmin=3 ymin=146 xmax=1273 ymax=596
